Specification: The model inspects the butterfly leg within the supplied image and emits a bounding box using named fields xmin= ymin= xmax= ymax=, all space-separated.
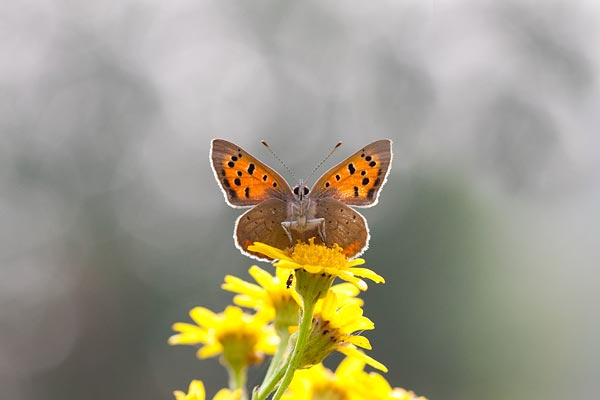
xmin=281 ymin=221 xmax=295 ymax=245
xmin=281 ymin=217 xmax=326 ymax=245
xmin=309 ymin=217 xmax=327 ymax=242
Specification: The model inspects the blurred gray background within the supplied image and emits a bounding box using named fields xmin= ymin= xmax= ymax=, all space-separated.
xmin=2 ymin=1 xmax=599 ymax=399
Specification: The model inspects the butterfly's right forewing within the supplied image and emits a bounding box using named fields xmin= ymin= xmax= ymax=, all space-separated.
xmin=211 ymin=139 xmax=293 ymax=207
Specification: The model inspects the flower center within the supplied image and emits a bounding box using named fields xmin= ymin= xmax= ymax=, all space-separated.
xmin=219 ymin=330 xmax=262 ymax=366
xmin=292 ymin=238 xmax=348 ymax=270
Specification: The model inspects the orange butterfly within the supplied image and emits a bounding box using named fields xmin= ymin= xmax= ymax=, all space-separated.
xmin=210 ymin=139 xmax=392 ymax=261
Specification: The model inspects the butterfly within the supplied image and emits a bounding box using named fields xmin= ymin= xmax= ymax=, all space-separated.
xmin=210 ymin=139 xmax=392 ymax=261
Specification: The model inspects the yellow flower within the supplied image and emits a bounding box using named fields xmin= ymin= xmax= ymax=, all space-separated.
xmin=389 ymin=388 xmax=428 ymax=400
xmin=318 ymin=282 xmax=364 ymax=311
xmin=283 ymin=355 xmax=425 ymax=400
xmin=168 ymin=306 xmax=278 ymax=371
xmin=222 ymin=266 xmax=301 ymax=330
xmin=337 ymin=356 xmax=427 ymax=400
xmin=248 ymin=239 xmax=384 ymax=292
xmin=296 ymin=291 xmax=387 ymax=372
xmin=222 ymin=267 xmax=364 ymax=331
xmin=282 ymin=363 xmax=348 ymax=400
xmin=173 ymin=380 xmax=240 ymax=400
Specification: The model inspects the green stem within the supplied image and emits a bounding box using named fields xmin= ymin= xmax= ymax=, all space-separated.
xmin=252 ymin=328 xmax=290 ymax=400
xmin=229 ymin=366 xmax=248 ymax=400
xmin=269 ymin=300 xmax=315 ymax=400
xmin=264 ymin=327 xmax=290 ymax=383
xmin=253 ymin=361 xmax=286 ymax=400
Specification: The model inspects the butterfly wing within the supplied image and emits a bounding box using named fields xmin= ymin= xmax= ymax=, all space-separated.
xmin=311 ymin=139 xmax=392 ymax=207
xmin=314 ymin=198 xmax=369 ymax=258
xmin=211 ymin=139 xmax=293 ymax=207
xmin=235 ymin=198 xmax=292 ymax=261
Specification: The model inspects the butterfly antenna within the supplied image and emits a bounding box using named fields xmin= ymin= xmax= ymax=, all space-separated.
xmin=306 ymin=141 xmax=342 ymax=182
xmin=261 ymin=140 xmax=297 ymax=180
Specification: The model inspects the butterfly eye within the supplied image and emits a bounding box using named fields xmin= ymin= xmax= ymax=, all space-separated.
xmin=303 ymin=187 xmax=309 ymax=196
xmin=293 ymin=186 xmax=300 ymax=196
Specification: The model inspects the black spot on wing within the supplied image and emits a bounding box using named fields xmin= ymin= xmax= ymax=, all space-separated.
xmin=231 ymin=156 xmax=238 ymax=161
xmin=369 ymin=161 xmax=376 ymax=167
xmin=348 ymin=163 xmax=356 ymax=174
xmin=244 ymin=187 xmax=250 ymax=198
xmin=237 ymin=170 xmax=242 ymax=177
xmin=353 ymin=186 xmax=359 ymax=197
xmin=248 ymin=163 xmax=255 ymax=175
xmin=234 ymin=178 xmax=241 ymax=186
xmin=228 ymin=161 xmax=235 ymax=168
xmin=223 ymin=179 xmax=231 ymax=188
xmin=362 ymin=178 xmax=370 ymax=185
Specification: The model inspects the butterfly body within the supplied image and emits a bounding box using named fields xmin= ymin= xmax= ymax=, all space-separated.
xmin=210 ymin=139 xmax=392 ymax=261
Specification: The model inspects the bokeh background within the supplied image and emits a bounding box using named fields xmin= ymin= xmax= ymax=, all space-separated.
xmin=2 ymin=1 xmax=599 ymax=399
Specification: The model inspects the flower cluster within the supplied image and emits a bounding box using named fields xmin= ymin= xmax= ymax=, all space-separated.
xmin=169 ymin=239 xmax=427 ymax=400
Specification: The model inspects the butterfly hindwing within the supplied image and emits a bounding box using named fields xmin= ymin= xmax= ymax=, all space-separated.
xmin=211 ymin=139 xmax=293 ymax=207
xmin=234 ymin=198 xmax=291 ymax=261
xmin=314 ymin=198 xmax=369 ymax=258
xmin=311 ymin=139 xmax=392 ymax=207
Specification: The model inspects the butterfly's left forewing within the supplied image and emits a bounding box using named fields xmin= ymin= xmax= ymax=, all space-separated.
xmin=211 ymin=139 xmax=293 ymax=207
xmin=311 ymin=139 xmax=392 ymax=207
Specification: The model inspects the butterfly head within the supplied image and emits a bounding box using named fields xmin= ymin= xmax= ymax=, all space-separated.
xmin=292 ymin=179 xmax=310 ymax=202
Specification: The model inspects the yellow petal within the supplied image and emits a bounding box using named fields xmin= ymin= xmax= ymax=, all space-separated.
xmin=335 ymin=354 xmax=365 ymax=376
xmin=188 ymin=380 xmax=206 ymax=398
xmin=173 ymin=390 xmax=186 ymax=400
xmin=190 ymin=307 xmax=219 ymax=327
xmin=302 ymin=264 xmax=324 ymax=274
xmin=347 ymin=258 xmax=366 ymax=267
xmin=348 ymin=267 xmax=385 ymax=284
xmin=168 ymin=333 xmax=205 ymax=346
xmin=338 ymin=345 xmax=388 ymax=372
xmin=213 ymin=388 xmax=240 ymax=400
xmin=273 ymin=259 xmax=301 ymax=270
xmin=171 ymin=322 xmax=206 ymax=334
xmin=336 ymin=271 xmax=368 ymax=291
xmin=334 ymin=305 xmax=364 ymax=327
xmin=346 ymin=335 xmax=372 ymax=349
xmin=223 ymin=305 xmax=243 ymax=321
xmin=248 ymin=242 xmax=290 ymax=261
xmin=321 ymin=292 xmax=338 ymax=319
xmin=275 ymin=267 xmax=293 ymax=281
xmin=222 ymin=275 xmax=264 ymax=297
xmin=249 ymin=265 xmax=277 ymax=288
xmin=344 ymin=317 xmax=375 ymax=333
xmin=197 ymin=343 xmax=223 ymax=359
xmin=330 ymin=283 xmax=361 ymax=298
